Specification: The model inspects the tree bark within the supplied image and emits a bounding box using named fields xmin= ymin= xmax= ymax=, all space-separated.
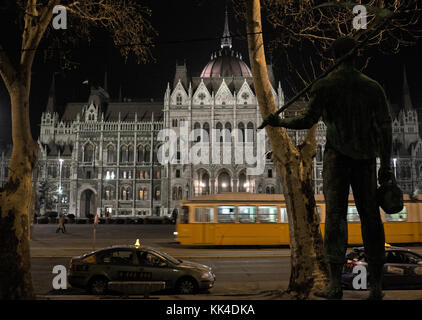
xmin=245 ymin=0 xmax=328 ymax=299
xmin=0 ymin=82 xmax=38 ymax=299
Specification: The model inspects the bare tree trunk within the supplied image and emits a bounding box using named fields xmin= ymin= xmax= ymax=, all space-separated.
xmin=245 ymin=0 xmax=328 ymax=299
xmin=0 ymin=82 xmax=38 ymax=299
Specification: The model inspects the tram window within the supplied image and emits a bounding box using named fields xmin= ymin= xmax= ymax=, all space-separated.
xmin=217 ymin=206 xmax=236 ymax=223
xmin=180 ymin=206 xmax=189 ymax=224
xmin=385 ymin=206 xmax=407 ymax=222
xmin=258 ymin=206 xmax=277 ymax=223
xmin=280 ymin=206 xmax=320 ymax=223
xmin=280 ymin=208 xmax=288 ymax=223
xmin=238 ymin=206 xmax=256 ymax=223
xmin=194 ymin=207 xmax=214 ymax=222
xmin=347 ymin=206 xmax=360 ymax=222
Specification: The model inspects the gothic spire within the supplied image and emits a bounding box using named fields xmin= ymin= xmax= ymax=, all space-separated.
xmin=221 ymin=7 xmax=232 ymax=49
xmin=403 ymin=65 xmax=413 ymax=111
xmin=45 ymin=73 xmax=56 ymax=113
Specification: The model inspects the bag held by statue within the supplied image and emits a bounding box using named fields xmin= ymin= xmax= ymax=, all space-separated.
xmin=376 ymin=175 xmax=404 ymax=214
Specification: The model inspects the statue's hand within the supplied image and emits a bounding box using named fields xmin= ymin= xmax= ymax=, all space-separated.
xmin=265 ymin=113 xmax=281 ymax=127
xmin=378 ymin=166 xmax=394 ymax=186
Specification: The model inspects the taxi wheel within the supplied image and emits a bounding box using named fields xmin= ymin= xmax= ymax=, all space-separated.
xmin=88 ymin=277 xmax=108 ymax=295
xmin=176 ymin=277 xmax=198 ymax=294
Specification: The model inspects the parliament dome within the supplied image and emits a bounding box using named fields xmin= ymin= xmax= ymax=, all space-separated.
xmin=200 ymin=48 xmax=252 ymax=78
xmin=200 ymin=8 xmax=252 ymax=79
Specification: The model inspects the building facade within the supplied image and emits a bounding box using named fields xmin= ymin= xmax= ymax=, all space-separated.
xmin=0 ymin=12 xmax=420 ymax=218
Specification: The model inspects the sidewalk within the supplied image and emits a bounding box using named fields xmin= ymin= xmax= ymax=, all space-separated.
xmin=36 ymin=289 xmax=422 ymax=300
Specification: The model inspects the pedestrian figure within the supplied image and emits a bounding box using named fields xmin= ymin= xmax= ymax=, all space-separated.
xmin=266 ymin=37 xmax=393 ymax=300
xmin=56 ymin=214 xmax=66 ymax=233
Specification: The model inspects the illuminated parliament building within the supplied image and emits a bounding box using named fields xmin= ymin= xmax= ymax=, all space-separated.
xmin=0 ymin=12 xmax=421 ymax=218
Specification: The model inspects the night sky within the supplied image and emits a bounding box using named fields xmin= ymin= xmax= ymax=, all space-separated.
xmin=0 ymin=0 xmax=421 ymax=145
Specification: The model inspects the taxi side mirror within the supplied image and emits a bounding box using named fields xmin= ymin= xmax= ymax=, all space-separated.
xmin=159 ymin=261 xmax=168 ymax=268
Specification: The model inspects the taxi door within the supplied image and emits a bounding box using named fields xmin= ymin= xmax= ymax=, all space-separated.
xmin=137 ymin=250 xmax=180 ymax=288
xmin=98 ymin=248 xmax=142 ymax=281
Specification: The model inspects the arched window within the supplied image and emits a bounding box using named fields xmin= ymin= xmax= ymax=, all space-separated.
xmin=203 ymin=122 xmax=210 ymax=142
xmin=155 ymin=168 xmax=161 ymax=179
xmin=247 ymin=122 xmax=254 ymax=143
xmin=224 ymin=122 xmax=232 ymax=143
xmin=239 ymin=172 xmax=247 ymax=192
xmin=176 ymin=94 xmax=182 ymax=105
xmin=120 ymin=145 xmax=127 ymax=163
xmin=107 ymin=145 xmax=115 ymax=163
xmin=137 ymin=145 xmax=144 ymax=163
xmin=200 ymin=172 xmax=210 ymax=195
xmin=138 ymin=188 xmax=148 ymax=200
xmin=218 ymin=171 xmax=231 ymax=193
xmin=121 ymin=187 xmax=130 ymax=200
xmin=238 ymin=122 xmax=245 ymax=143
xmin=154 ymin=187 xmax=161 ymax=201
xmin=178 ymin=186 xmax=183 ymax=200
xmin=128 ymin=145 xmax=134 ymax=162
xmin=194 ymin=122 xmax=201 ymax=142
xmin=84 ymin=144 xmax=94 ymax=162
xmin=104 ymin=187 xmax=114 ymax=200
xmin=144 ymin=145 xmax=151 ymax=162
xmin=216 ymin=122 xmax=223 ymax=143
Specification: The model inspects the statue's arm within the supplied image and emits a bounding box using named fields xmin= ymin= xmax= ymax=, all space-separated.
xmin=271 ymin=92 xmax=323 ymax=129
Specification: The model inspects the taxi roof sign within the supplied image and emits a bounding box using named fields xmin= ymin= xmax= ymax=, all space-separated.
xmin=134 ymin=239 xmax=141 ymax=248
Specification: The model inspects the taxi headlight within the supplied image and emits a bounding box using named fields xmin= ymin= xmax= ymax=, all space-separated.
xmin=201 ymin=271 xmax=213 ymax=280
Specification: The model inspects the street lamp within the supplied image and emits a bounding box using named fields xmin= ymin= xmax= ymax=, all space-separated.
xmin=57 ymin=158 xmax=64 ymax=214
xmin=393 ymin=158 xmax=397 ymax=178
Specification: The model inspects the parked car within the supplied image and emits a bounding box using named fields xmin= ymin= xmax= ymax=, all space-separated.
xmin=68 ymin=244 xmax=215 ymax=295
xmin=342 ymin=244 xmax=422 ymax=290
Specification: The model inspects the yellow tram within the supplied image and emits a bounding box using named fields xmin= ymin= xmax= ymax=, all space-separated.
xmin=175 ymin=193 xmax=422 ymax=245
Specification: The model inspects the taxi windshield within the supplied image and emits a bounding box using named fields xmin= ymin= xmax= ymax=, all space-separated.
xmin=150 ymin=248 xmax=180 ymax=265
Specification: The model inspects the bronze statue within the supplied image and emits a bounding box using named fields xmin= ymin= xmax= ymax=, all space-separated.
xmin=266 ymin=37 xmax=393 ymax=300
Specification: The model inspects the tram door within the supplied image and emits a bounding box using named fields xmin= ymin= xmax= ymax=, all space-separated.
xmin=197 ymin=207 xmax=215 ymax=244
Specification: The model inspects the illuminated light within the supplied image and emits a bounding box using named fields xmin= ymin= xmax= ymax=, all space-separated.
xmin=173 ymin=232 xmax=178 ymax=235
xmin=222 ymin=182 xmax=227 ymax=188
xmin=200 ymin=182 xmax=205 ymax=188
xmin=243 ymin=182 xmax=249 ymax=188
xmin=385 ymin=243 xmax=391 ymax=247
xmin=134 ymin=239 xmax=141 ymax=248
